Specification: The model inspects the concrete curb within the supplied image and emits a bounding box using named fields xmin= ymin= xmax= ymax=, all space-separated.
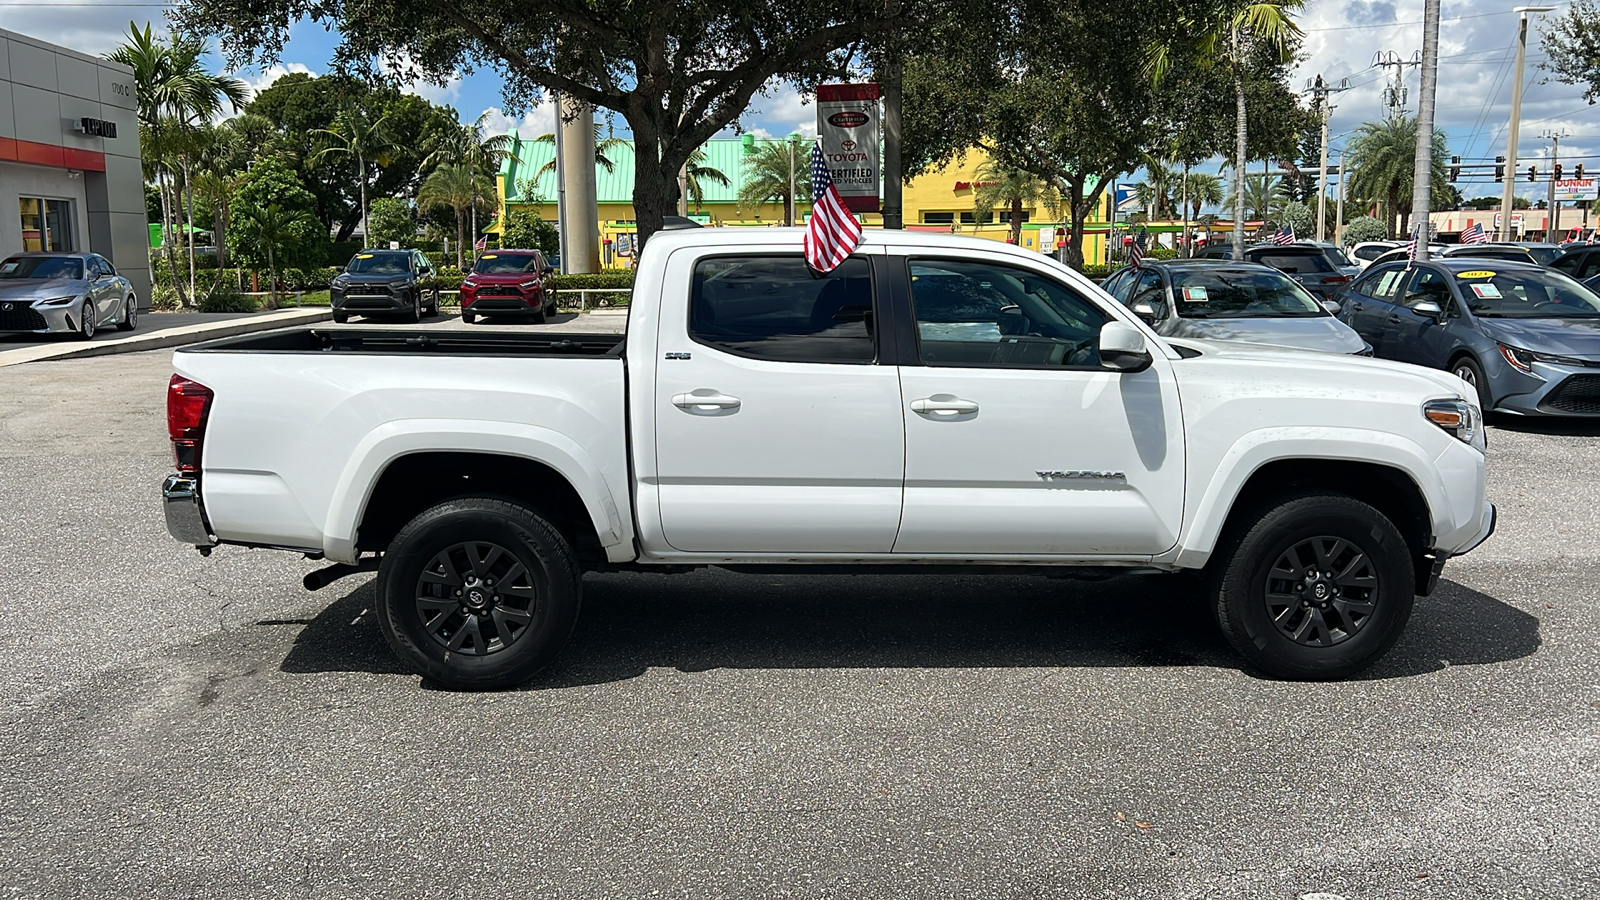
xmin=0 ymin=308 xmax=332 ymax=368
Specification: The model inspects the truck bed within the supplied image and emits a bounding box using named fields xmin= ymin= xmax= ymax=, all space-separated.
xmin=187 ymin=327 xmax=626 ymax=357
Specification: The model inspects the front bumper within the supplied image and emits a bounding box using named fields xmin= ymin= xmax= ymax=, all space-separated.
xmin=461 ymin=288 xmax=543 ymax=313
xmin=332 ymin=287 xmax=414 ymax=313
xmin=0 ymin=300 xmax=81 ymax=334
xmin=1451 ymin=501 xmax=1497 ymax=557
xmin=163 ymin=474 xmax=217 ymax=547
xmin=1488 ymin=359 xmax=1600 ymax=417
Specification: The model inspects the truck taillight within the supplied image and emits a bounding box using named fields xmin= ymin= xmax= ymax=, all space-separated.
xmin=167 ymin=374 xmax=213 ymax=474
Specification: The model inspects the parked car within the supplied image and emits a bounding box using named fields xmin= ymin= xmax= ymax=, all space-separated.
xmin=1551 ymin=244 xmax=1600 ymax=281
xmin=1338 ymin=258 xmax=1600 ymax=415
xmin=1349 ymin=241 xmax=1401 ymax=270
xmin=0 ymin=252 xmax=137 ymax=339
xmin=1501 ymin=242 xmax=1565 ymax=266
xmin=330 ymin=249 xmax=441 ymax=323
xmin=458 ymin=249 xmax=557 ymax=324
xmin=161 ymin=228 xmax=1493 ymax=688
xmin=1100 ymin=260 xmax=1369 ymax=354
xmin=1365 ymin=244 xmax=1453 ymax=267
xmin=1301 ymin=241 xmax=1362 ymax=278
xmin=1196 ymin=243 xmax=1353 ymax=301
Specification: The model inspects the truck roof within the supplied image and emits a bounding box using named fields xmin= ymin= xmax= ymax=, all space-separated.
xmin=641 ymin=226 xmax=1060 ymax=266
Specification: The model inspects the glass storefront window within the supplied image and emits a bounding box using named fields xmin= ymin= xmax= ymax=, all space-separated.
xmin=19 ymin=198 xmax=72 ymax=252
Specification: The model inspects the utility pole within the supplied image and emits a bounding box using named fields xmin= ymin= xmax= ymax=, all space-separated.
xmin=1336 ymin=150 xmax=1347 ymax=244
xmin=1307 ymin=75 xmax=1352 ymax=241
xmin=1409 ymin=0 xmax=1440 ymax=259
xmin=1501 ymin=6 xmax=1556 ymax=241
xmin=1373 ymin=51 xmax=1420 ymax=120
xmin=1543 ymin=129 xmax=1568 ymax=239
xmin=880 ymin=55 xmax=903 ymax=230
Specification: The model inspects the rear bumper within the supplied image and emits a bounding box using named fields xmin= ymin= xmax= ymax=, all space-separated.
xmin=163 ymin=474 xmax=217 ymax=547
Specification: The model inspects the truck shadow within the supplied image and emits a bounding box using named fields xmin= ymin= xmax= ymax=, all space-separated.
xmin=1488 ymin=416 xmax=1600 ymax=437
xmin=275 ymin=571 xmax=1539 ymax=686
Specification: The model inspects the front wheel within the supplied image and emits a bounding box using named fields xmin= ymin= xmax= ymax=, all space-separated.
xmin=462 ymin=309 xmax=476 ymax=324
xmin=404 ymin=291 xmax=422 ymax=324
xmin=375 ymin=498 xmax=582 ymax=690
xmin=1451 ymin=356 xmax=1492 ymax=412
xmin=331 ymin=309 xmax=349 ymax=324
xmin=75 ymin=300 xmax=96 ymax=340
xmin=1208 ymin=492 xmax=1414 ymax=680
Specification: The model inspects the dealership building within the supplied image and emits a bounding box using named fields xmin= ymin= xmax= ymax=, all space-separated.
xmin=1 ymin=28 xmax=149 ymax=304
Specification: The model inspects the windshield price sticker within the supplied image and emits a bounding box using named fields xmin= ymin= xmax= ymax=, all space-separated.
xmin=1457 ymin=270 xmax=1495 ymax=279
xmin=480 ymin=254 xmax=497 ymax=259
xmin=356 ymin=253 xmax=374 ymax=259
xmin=1471 ymin=283 xmax=1503 ymax=299
xmin=1182 ymin=286 xmax=1209 ymax=302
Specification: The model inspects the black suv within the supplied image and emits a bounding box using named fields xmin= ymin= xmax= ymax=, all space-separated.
xmin=330 ymin=249 xmax=441 ymax=323
xmin=1198 ymin=243 xmax=1351 ymax=300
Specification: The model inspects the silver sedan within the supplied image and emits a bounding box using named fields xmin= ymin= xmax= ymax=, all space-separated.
xmin=0 ymin=252 xmax=138 ymax=339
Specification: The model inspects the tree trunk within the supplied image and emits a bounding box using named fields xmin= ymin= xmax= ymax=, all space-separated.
xmin=1388 ymin=185 xmax=1400 ymax=238
xmin=630 ymin=129 xmax=675 ymax=251
xmin=358 ymin=155 xmax=369 ymax=248
xmin=158 ymin=165 xmax=189 ymax=309
xmin=1181 ymin=161 xmax=1191 ymax=257
xmin=455 ymin=208 xmax=465 ymax=269
xmin=1232 ymin=41 xmax=1248 ymax=262
xmin=1010 ymin=195 xmax=1024 ymax=245
xmin=213 ymin=197 xmax=229 ymax=269
xmin=183 ymin=156 xmax=199 ymax=301
xmin=265 ymin=243 xmax=276 ymax=311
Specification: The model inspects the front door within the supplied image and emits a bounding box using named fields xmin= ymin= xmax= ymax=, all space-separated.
xmin=892 ymin=255 xmax=1186 ymax=556
xmin=652 ymin=252 xmax=906 ymax=553
xmin=1384 ymin=266 xmax=1458 ymax=367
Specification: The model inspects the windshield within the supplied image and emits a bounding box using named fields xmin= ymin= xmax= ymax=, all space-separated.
xmin=1253 ymin=251 xmax=1334 ymax=274
xmin=1322 ymin=246 xmax=1354 ymax=266
xmin=472 ymin=253 xmax=542 ymax=275
xmin=1524 ymin=246 xmax=1562 ymax=266
xmin=1353 ymin=245 xmax=1391 ymax=261
xmin=1169 ymin=268 xmax=1326 ymax=318
xmin=345 ymin=253 xmax=410 ymax=275
xmin=1455 ymin=268 xmax=1600 ymax=318
xmin=0 ymin=256 xmax=82 ymax=280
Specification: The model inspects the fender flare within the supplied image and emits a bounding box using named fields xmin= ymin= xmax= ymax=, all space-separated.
xmin=1169 ymin=426 xmax=1449 ymax=569
xmin=320 ymin=419 xmax=628 ymax=564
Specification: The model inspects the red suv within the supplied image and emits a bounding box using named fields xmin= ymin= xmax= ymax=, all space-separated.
xmin=459 ymin=250 xmax=556 ymax=323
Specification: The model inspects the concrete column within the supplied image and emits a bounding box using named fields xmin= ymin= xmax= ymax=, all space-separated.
xmin=559 ymin=97 xmax=601 ymax=273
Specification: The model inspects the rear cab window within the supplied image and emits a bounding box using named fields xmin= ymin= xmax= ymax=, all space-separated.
xmin=689 ymin=256 xmax=876 ymax=363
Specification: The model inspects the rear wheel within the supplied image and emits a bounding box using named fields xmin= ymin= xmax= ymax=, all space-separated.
xmin=1208 ymin=492 xmax=1414 ymax=680
xmin=376 ymin=498 xmax=582 ymax=690
xmin=1450 ymin=356 xmax=1492 ymax=412
xmin=427 ymin=289 xmax=440 ymax=317
xmin=116 ymin=294 xmax=138 ymax=331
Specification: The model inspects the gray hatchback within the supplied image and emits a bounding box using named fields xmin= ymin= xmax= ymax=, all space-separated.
xmin=1338 ymin=258 xmax=1600 ymax=415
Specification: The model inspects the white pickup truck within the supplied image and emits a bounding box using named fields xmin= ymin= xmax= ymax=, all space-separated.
xmin=162 ymin=229 xmax=1495 ymax=688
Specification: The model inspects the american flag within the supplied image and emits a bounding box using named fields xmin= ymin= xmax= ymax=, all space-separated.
xmin=1272 ymin=224 xmax=1296 ymax=245
xmin=474 ymin=235 xmax=487 ymax=252
xmin=1405 ymin=224 xmax=1423 ymax=263
xmin=1460 ymin=223 xmax=1490 ymax=244
xmin=804 ymin=143 xmax=863 ymax=273
xmin=1127 ymin=237 xmax=1143 ymax=268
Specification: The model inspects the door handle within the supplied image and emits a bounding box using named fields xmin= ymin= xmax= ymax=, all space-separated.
xmin=1387 ymin=314 xmax=1404 ymax=324
xmin=1349 ymin=302 xmax=1364 ymax=312
xmin=910 ymin=396 xmax=979 ymax=415
xmin=672 ymin=391 xmax=741 ymax=411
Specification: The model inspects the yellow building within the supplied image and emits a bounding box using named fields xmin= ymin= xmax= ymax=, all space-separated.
xmin=493 ymin=137 xmax=1116 ymax=266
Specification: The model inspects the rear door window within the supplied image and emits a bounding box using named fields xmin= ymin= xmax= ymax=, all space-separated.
xmin=690 ymin=256 xmax=876 ymax=363
xmin=1254 ymin=251 xmax=1334 ymax=274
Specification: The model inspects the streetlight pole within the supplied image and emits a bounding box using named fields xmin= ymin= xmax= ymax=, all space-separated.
xmin=1409 ymin=0 xmax=1441 ymax=259
xmin=1500 ymin=5 xmax=1556 ymax=241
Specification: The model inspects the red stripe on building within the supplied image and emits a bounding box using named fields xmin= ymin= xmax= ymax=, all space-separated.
xmin=0 ymin=137 xmax=106 ymax=171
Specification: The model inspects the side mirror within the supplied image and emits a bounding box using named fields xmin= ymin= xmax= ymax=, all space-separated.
xmin=1099 ymin=321 xmax=1153 ymax=372
xmin=1411 ymin=299 xmax=1443 ymax=318
xmin=1320 ymin=299 xmax=1342 ymax=315
xmin=1130 ymin=300 xmax=1157 ymax=322
xmin=543 ymin=266 xmax=555 ymax=275
xmin=334 ymin=266 xmax=346 ymax=274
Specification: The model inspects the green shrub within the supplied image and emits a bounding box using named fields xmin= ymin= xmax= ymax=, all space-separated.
xmin=1147 ymin=247 xmax=1178 ymax=260
xmin=1079 ymin=264 xmax=1112 ymax=279
xmin=1341 ymin=215 xmax=1389 ymax=246
xmin=550 ymin=271 xmax=636 ymax=291
xmin=150 ymin=286 xmax=183 ymax=311
xmin=198 ymin=288 xmax=257 ymax=313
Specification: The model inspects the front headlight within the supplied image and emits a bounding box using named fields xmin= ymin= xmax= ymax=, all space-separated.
xmin=519 ymin=279 xmax=542 ymax=290
xmin=1424 ymin=398 xmax=1478 ymax=445
xmin=39 ymin=296 xmax=77 ymax=306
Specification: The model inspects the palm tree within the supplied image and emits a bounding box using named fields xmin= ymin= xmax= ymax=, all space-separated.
xmin=1181 ymin=172 xmax=1225 ymax=220
xmin=314 ymin=97 xmax=393 ymax=246
xmin=531 ymin=124 xmax=626 ymax=179
xmin=971 ymin=161 xmax=1060 ymax=246
xmin=422 ymin=111 xmax=520 ymax=247
xmin=1148 ymin=0 xmax=1304 ymax=260
xmin=1224 ymin=173 xmax=1290 ymax=222
xmin=1345 ymin=115 xmax=1450 ymax=238
xmin=418 ymin=164 xmax=494 ymax=269
xmin=683 ymin=147 xmax=730 ymax=212
xmin=1131 ymin=157 xmax=1178 ymax=220
xmin=233 ymin=202 xmax=312 ymax=309
xmin=107 ymin=24 xmax=245 ymax=306
xmin=737 ymin=139 xmax=812 ymax=225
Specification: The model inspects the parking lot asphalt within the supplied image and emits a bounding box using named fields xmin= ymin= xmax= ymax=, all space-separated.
xmin=0 ymin=349 xmax=1597 ymax=899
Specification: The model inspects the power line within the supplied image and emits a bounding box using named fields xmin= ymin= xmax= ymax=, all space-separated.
xmin=1301 ymin=5 xmax=1569 ymax=33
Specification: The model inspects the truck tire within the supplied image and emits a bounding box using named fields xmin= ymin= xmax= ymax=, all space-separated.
xmin=405 ymin=291 xmax=422 ymax=324
xmin=1208 ymin=492 xmax=1414 ymax=680
xmin=375 ymin=498 xmax=582 ymax=690
xmin=331 ymin=310 xmax=349 ymax=324
xmin=530 ymin=302 xmax=547 ymax=325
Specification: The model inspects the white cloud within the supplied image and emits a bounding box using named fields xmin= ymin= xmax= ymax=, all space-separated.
xmin=476 ymin=100 xmax=558 ymax=139
xmin=237 ymin=63 xmax=317 ymax=102
xmin=732 ymin=82 xmax=820 ymax=139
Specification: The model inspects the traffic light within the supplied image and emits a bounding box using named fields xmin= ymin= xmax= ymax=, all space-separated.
xmin=1579 ymin=163 xmax=1586 ymax=179
xmin=1529 ymin=166 xmax=1538 ymax=182
xmin=1450 ymin=155 xmax=1461 ymax=181
xmin=1555 ymin=163 xmax=1563 ymax=180
xmin=1495 ymin=155 xmax=1506 ymax=182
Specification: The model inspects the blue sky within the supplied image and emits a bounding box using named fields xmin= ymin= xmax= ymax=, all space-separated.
xmin=7 ymin=0 xmax=1597 ymax=205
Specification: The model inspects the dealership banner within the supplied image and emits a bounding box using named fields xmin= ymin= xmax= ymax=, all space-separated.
xmin=817 ymin=83 xmax=881 ymax=214
xmin=1555 ymin=179 xmax=1599 ymax=202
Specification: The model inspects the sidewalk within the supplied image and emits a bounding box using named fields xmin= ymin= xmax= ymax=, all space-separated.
xmin=0 ymin=308 xmax=332 ymax=368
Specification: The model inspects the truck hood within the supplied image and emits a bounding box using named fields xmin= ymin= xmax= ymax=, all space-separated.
xmin=1159 ymin=315 xmax=1366 ymax=354
xmin=0 ymin=278 xmax=88 ymax=302
xmin=1475 ymin=315 xmax=1600 ymax=361
xmin=1164 ymin=336 xmax=1471 ymax=399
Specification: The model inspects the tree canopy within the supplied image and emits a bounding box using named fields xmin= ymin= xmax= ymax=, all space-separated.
xmin=1542 ymin=1 xmax=1600 ymax=103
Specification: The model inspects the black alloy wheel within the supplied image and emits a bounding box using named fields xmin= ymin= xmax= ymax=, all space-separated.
xmin=1262 ymin=536 xmax=1378 ymax=647
xmin=376 ymin=497 xmax=581 ymax=690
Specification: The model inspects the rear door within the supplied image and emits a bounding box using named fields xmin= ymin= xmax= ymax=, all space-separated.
xmin=1342 ymin=263 xmax=1408 ymax=352
xmin=651 ymin=252 xmax=906 ymax=553
xmin=891 ymin=254 xmax=1185 ymax=557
